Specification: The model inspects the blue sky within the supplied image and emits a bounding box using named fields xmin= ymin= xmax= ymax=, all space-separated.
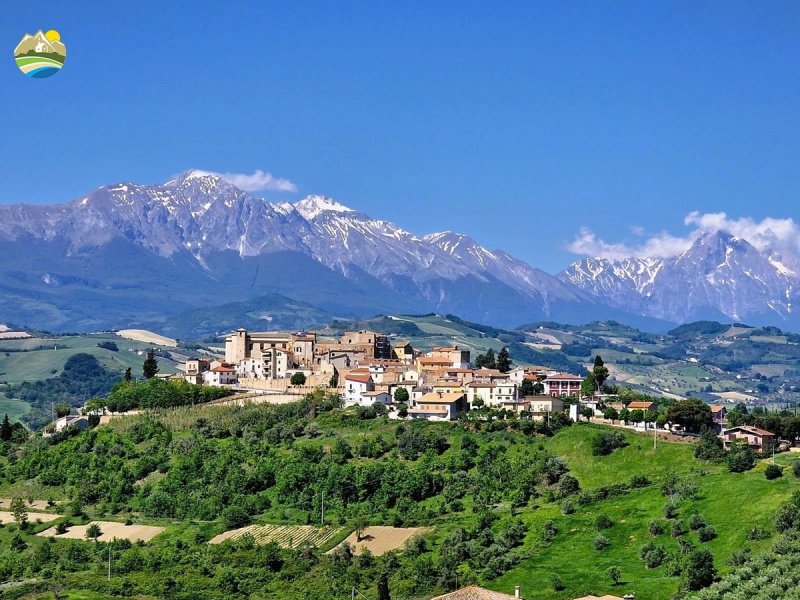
xmin=2 ymin=1 xmax=799 ymax=272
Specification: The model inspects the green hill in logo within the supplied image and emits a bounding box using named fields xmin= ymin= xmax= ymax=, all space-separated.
xmin=14 ymin=30 xmax=66 ymax=78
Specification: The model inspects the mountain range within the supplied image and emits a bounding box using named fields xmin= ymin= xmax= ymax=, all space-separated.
xmin=0 ymin=170 xmax=797 ymax=336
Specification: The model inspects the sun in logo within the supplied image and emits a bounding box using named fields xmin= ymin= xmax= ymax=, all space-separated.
xmin=13 ymin=29 xmax=67 ymax=78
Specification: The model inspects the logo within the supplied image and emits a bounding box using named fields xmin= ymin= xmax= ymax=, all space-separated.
xmin=13 ymin=30 xmax=66 ymax=78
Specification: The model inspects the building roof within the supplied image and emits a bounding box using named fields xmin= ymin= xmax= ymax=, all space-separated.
xmin=432 ymin=346 xmax=462 ymax=352
xmin=362 ymin=391 xmax=390 ymax=397
xmin=429 ymin=586 xmax=520 ymax=600
xmin=345 ymin=374 xmax=372 ymax=384
xmin=210 ymin=366 xmax=235 ymax=373
xmin=627 ymin=401 xmax=656 ymax=409
xmin=724 ymin=425 xmax=774 ymax=437
xmin=419 ymin=356 xmax=453 ymax=364
xmin=710 ymin=404 xmax=727 ymax=413
xmin=468 ymin=382 xmax=496 ymax=388
xmin=417 ymin=392 xmax=465 ymax=404
xmin=546 ymin=373 xmax=583 ymax=381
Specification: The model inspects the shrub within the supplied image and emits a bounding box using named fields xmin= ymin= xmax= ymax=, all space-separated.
xmin=765 ymin=464 xmax=783 ymax=480
xmin=596 ymin=514 xmax=613 ymax=530
xmin=698 ymin=525 xmax=717 ymax=542
xmin=593 ymin=534 xmax=610 ymax=550
xmin=640 ymin=542 xmax=666 ymax=568
xmin=551 ymin=573 xmax=565 ymax=591
xmin=747 ymin=526 xmax=769 ymax=540
xmin=663 ymin=503 xmax=678 ymax=519
xmin=648 ymin=519 xmax=664 ymax=536
xmin=222 ymin=505 xmax=250 ymax=529
xmin=630 ymin=474 xmax=651 ymax=488
xmin=688 ymin=513 xmax=707 ymax=531
xmin=560 ymin=500 xmax=575 ymax=515
xmin=727 ymin=444 xmax=756 ymax=472
xmin=793 ymin=460 xmax=800 ymax=478
xmin=542 ymin=520 xmax=557 ymax=541
xmin=290 ymin=372 xmax=306 ymax=386
xmin=591 ymin=431 xmax=628 ymax=456
xmin=671 ymin=521 xmax=686 ymax=538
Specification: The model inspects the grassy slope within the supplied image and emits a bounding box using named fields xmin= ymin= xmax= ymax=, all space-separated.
xmin=0 ymin=334 xmax=179 ymax=422
xmin=491 ymin=425 xmax=797 ymax=599
xmin=0 ymin=395 xmax=30 ymax=422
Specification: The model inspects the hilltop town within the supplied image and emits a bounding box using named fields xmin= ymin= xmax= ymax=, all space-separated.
xmin=176 ymin=327 xmax=584 ymax=422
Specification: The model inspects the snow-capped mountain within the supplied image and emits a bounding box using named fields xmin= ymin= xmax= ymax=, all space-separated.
xmin=2 ymin=171 xmax=797 ymax=332
xmin=561 ymin=231 xmax=799 ymax=324
xmin=0 ymin=171 xmax=601 ymax=331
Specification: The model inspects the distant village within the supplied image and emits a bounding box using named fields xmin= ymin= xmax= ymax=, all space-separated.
xmin=175 ymin=328 xmax=580 ymax=422
xmin=140 ymin=327 xmax=774 ymax=455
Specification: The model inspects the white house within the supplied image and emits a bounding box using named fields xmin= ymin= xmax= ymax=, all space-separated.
xmin=407 ymin=392 xmax=467 ymax=421
xmin=359 ymin=391 xmax=393 ymax=407
xmin=203 ymin=365 xmax=238 ymax=386
xmin=55 ymin=415 xmax=90 ymax=432
xmin=344 ymin=373 xmax=374 ymax=406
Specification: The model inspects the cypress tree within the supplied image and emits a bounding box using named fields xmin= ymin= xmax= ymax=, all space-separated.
xmin=142 ymin=350 xmax=159 ymax=379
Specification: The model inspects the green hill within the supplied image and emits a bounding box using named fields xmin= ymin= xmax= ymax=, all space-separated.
xmin=0 ymin=398 xmax=795 ymax=599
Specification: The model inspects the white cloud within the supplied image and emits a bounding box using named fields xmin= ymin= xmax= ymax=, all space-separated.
xmin=568 ymin=227 xmax=692 ymax=259
xmin=684 ymin=212 xmax=800 ymax=253
xmin=568 ymin=212 xmax=800 ymax=259
xmin=199 ymin=169 xmax=298 ymax=192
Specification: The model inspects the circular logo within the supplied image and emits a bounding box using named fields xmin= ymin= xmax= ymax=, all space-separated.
xmin=13 ymin=30 xmax=66 ymax=78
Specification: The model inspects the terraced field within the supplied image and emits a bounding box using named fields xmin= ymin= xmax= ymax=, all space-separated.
xmin=209 ymin=524 xmax=342 ymax=549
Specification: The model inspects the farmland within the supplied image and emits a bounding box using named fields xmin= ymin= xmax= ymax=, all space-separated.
xmin=333 ymin=526 xmax=434 ymax=556
xmin=38 ymin=521 xmax=165 ymax=543
xmin=210 ymin=524 xmax=342 ymax=549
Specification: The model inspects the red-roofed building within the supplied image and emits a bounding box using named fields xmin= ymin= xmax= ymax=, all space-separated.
xmin=722 ymin=426 xmax=775 ymax=453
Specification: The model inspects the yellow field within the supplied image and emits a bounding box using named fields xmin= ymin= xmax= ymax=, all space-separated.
xmin=38 ymin=521 xmax=164 ymax=543
xmin=116 ymin=329 xmax=177 ymax=347
xmin=332 ymin=526 xmax=433 ymax=556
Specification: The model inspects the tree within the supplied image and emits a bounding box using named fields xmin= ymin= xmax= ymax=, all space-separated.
xmin=394 ymin=387 xmax=409 ymax=404
xmin=0 ymin=414 xmax=11 ymax=441
xmin=519 ymin=379 xmax=534 ymax=397
xmin=532 ymin=380 xmax=544 ymax=395
xmin=472 ymin=396 xmax=485 ymax=409
xmin=377 ymin=570 xmax=391 ymax=600
xmin=602 ymin=407 xmax=619 ymax=421
xmin=497 ymin=347 xmax=512 ymax=373
xmin=329 ymin=372 xmax=339 ymax=388
xmin=55 ymin=402 xmax=71 ymax=418
xmin=86 ymin=522 xmax=102 ymax=542
xmin=397 ymin=403 xmax=408 ymax=418
xmin=143 ymin=350 xmax=159 ymax=379
xmin=474 ymin=348 xmax=496 ymax=370
xmin=592 ymin=355 xmax=609 ymax=390
xmin=124 ymin=367 xmax=133 ymax=382
xmin=10 ymin=497 xmax=28 ymax=529
xmin=290 ymin=372 xmax=306 ymax=386
xmin=606 ymin=566 xmax=622 ymax=585
xmin=683 ymin=548 xmax=716 ymax=590
xmin=665 ymin=398 xmax=713 ymax=432
xmin=355 ymin=515 xmax=369 ymax=542
xmin=581 ymin=373 xmax=597 ymax=398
